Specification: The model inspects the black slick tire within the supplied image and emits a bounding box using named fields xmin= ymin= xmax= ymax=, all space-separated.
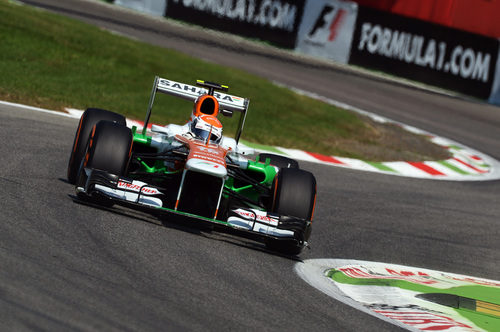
xmin=267 ymin=168 xmax=316 ymax=255
xmin=76 ymin=121 xmax=132 ymax=206
xmin=83 ymin=121 xmax=132 ymax=176
xmin=67 ymin=108 xmax=126 ymax=184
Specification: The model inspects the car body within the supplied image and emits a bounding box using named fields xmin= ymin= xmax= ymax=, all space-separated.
xmin=68 ymin=77 xmax=317 ymax=255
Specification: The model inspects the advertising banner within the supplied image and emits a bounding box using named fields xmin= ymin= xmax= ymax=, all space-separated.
xmin=489 ymin=44 xmax=500 ymax=105
xmin=349 ymin=6 xmax=499 ymax=99
xmin=164 ymin=0 xmax=306 ymax=49
xmin=115 ymin=0 xmax=167 ymax=16
xmin=296 ymin=0 xmax=358 ymax=64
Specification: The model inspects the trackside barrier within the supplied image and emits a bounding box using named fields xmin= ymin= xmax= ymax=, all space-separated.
xmin=489 ymin=45 xmax=500 ymax=105
xmin=295 ymin=0 xmax=358 ymax=64
xmin=115 ymin=0 xmax=166 ymax=16
xmin=113 ymin=0 xmax=500 ymax=105
xmin=349 ymin=6 xmax=499 ymax=100
xmin=163 ymin=0 xmax=306 ymax=49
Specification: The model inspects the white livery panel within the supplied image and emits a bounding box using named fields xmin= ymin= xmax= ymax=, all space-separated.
xmin=156 ymin=77 xmax=248 ymax=113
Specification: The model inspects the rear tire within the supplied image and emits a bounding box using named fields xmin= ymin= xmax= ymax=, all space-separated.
xmin=68 ymin=108 xmax=126 ymax=184
xmin=258 ymin=153 xmax=299 ymax=169
xmin=266 ymin=168 xmax=316 ymax=255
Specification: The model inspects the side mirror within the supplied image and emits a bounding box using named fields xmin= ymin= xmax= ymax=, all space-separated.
xmin=220 ymin=109 xmax=233 ymax=117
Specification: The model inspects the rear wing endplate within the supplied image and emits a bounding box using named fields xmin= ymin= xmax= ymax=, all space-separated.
xmin=143 ymin=76 xmax=250 ymax=143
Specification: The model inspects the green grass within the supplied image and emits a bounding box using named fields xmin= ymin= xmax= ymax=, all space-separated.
xmin=0 ymin=1 xmax=445 ymax=161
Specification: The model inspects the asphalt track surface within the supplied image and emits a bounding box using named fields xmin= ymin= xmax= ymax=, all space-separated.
xmin=2 ymin=0 xmax=499 ymax=330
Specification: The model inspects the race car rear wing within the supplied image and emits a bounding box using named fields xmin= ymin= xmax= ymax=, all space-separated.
xmin=143 ymin=76 xmax=250 ymax=143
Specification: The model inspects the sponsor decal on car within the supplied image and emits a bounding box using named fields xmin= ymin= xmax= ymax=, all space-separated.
xmin=158 ymin=78 xmax=244 ymax=105
xmin=117 ymin=181 xmax=160 ymax=195
xmin=189 ymin=146 xmax=227 ymax=167
xmin=233 ymin=208 xmax=279 ymax=225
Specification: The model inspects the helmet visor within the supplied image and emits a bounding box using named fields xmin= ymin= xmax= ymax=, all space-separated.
xmin=192 ymin=127 xmax=221 ymax=144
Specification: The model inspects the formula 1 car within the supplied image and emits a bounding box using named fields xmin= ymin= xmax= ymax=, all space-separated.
xmin=67 ymin=77 xmax=317 ymax=255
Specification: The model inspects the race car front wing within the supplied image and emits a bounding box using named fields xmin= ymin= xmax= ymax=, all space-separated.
xmin=76 ymin=168 xmax=310 ymax=248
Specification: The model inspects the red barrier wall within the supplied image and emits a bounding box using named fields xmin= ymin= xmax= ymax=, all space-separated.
xmin=352 ymin=0 xmax=500 ymax=38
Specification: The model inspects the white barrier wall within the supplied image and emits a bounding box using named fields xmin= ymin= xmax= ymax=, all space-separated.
xmin=295 ymin=0 xmax=358 ymax=64
xmin=115 ymin=0 xmax=166 ymax=16
xmin=489 ymin=43 xmax=500 ymax=105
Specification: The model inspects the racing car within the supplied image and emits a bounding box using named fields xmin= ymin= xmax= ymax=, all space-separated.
xmin=67 ymin=77 xmax=317 ymax=255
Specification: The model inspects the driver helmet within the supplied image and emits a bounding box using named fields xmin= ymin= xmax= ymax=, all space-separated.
xmin=192 ymin=94 xmax=219 ymax=118
xmin=190 ymin=115 xmax=223 ymax=144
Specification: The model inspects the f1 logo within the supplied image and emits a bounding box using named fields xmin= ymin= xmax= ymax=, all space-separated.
xmin=308 ymin=5 xmax=346 ymax=43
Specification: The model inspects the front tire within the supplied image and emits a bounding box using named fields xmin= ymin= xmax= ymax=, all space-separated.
xmin=82 ymin=120 xmax=133 ymax=176
xmin=68 ymin=108 xmax=126 ymax=184
xmin=76 ymin=120 xmax=132 ymax=206
xmin=267 ymin=168 xmax=316 ymax=255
